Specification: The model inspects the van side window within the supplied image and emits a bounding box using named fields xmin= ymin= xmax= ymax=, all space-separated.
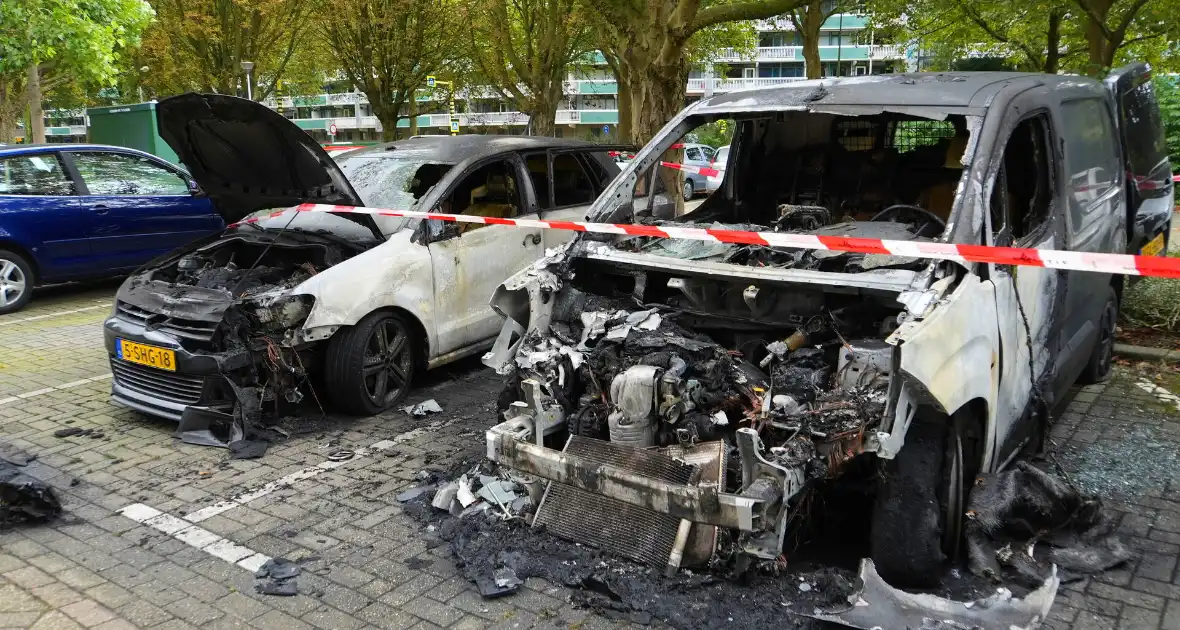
xmin=990 ymin=115 xmax=1054 ymax=245
xmin=1060 ymin=99 xmax=1119 ymax=230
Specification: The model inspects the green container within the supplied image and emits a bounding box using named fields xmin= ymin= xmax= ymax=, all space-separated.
xmin=85 ymin=102 xmax=180 ymax=164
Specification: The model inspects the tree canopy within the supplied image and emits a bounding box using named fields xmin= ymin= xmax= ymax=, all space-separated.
xmin=318 ymin=0 xmax=458 ymax=141
xmin=0 ymin=0 xmax=152 ymax=142
xmin=869 ymin=0 xmax=1177 ymax=76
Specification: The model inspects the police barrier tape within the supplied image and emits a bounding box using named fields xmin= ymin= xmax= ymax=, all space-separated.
xmin=228 ymin=203 xmax=1180 ymax=279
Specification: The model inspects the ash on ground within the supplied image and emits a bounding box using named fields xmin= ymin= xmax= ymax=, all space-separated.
xmin=397 ymin=450 xmax=1132 ymax=630
xmin=401 ymin=465 xmax=851 ymax=629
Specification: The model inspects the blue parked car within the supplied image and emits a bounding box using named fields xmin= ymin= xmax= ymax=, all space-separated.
xmin=0 ymin=144 xmax=225 ymax=313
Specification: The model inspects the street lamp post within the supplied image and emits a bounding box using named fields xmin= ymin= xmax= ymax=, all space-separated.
xmin=240 ymin=61 xmax=255 ymax=100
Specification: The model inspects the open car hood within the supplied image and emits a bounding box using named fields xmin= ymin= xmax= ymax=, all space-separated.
xmin=156 ymin=93 xmax=378 ymax=235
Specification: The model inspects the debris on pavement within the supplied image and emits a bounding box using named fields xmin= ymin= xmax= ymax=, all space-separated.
xmin=807 ymin=559 xmax=1058 ymax=630
xmin=254 ymin=558 xmax=301 ymax=596
xmin=403 ymin=399 xmax=444 ymax=416
xmin=53 ymin=427 xmax=103 ymax=439
xmin=0 ymin=443 xmax=35 ymax=467
xmin=0 ymin=453 xmax=62 ymax=525
xmin=965 ymin=461 xmax=1135 ymax=585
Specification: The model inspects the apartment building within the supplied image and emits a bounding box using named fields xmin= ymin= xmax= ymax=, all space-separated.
xmin=36 ymin=11 xmax=907 ymax=145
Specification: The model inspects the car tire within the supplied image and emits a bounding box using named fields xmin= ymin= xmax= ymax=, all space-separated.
xmin=870 ymin=418 xmax=954 ymax=588
xmin=682 ymin=180 xmax=693 ymax=202
xmin=324 ymin=311 xmax=418 ymax=416
xmin=0 ymin=249 xmax=33 ymax=315
xmin=1077 ymin=285 xmax=1118 ymax=385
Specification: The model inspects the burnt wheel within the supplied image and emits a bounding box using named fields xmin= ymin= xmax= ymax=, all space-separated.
xmin=869 ymin=411 xmax=979 ymax=588
xmin=1077 ymin=285 xmax=1117 ymax=385
xmin=325 ymin=311 xmax=418 ymax=416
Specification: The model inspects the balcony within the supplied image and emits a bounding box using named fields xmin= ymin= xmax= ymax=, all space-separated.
xmin=686 ymin=77 xmax=807 ymax=93
xmin=714 ymin=44 xmax=905 ymax=63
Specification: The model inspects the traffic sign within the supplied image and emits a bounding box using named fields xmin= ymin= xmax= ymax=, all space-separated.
xmin=450 ymin=120 xmax=460 ymax=133
xmin=602 ymin=125 xmax=610 ymax=134
xmin=329 ymin=123 xmax=337 ymax=135
xmin=427 ymin=76 xmax=436 ymax=88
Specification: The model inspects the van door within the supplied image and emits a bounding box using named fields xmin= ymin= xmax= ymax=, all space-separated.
xmin=986 ymin=108 xmax=1070 ymax=465
xmin=1104 ymin=63 xmax=1173 ymax=256
xmin=1056 ymin=96 xmax=1124 ymax=388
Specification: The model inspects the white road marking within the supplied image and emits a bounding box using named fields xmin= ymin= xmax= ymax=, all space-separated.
xmin=1136 ymin=379 xmax=1180 ymax=414
xmin=0 ymin=374 xmax=112 ymax=406
xmin=0 ymin=302 xmax=109 ymax=327
xmin=119 ymin=503 xmax=270 ymax=572
xmin=182 ymin=422 xmax=444 ymax=523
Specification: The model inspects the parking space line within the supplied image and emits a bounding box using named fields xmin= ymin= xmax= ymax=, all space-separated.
xmin=182 ymin=421 xmax=445 ymax=523
xmin=0 ymin=302 xmax=109 ymax=327
xmin=0 ymin=374 xmax=112 ymax=406
xmin=1136 ymin=379 xmax=1180 ymax=414
xmin=119 ymin=503 xmax=270 ymax=572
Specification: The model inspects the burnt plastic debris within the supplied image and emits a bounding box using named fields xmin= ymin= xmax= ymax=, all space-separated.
xmin=254 ymin=558 xmax=301 ymax=596
xmin=966 ymin=461 xmax=1134 ymax=585
xmin=53 ymin=427 xmax=102 ymax=439
xmin=0 ymin=458 xmax=62 ymax=525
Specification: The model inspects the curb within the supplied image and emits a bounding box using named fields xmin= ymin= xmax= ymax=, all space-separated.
xmin=1114 ymin=343 xmax=1180 ymax=362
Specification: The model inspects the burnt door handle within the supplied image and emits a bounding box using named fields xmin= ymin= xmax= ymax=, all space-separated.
xmin=523 ymin=234 xmax=541 ymax=246
xmin=91 ymin=205 xmax=109 ymax=215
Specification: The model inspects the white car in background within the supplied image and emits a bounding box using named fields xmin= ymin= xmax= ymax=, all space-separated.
xmin=705 ymin=145 xmax=729 ymax=193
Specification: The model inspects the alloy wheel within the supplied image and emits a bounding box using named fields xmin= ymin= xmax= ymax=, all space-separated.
xmin=361 ymin=318 xmax=414 ymax=407
xmin=0 ymin=258 xmax=26 ymax=308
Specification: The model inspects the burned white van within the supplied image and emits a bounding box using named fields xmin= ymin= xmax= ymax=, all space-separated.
xmin=481 ymin=67 xmax=1171 ymax=625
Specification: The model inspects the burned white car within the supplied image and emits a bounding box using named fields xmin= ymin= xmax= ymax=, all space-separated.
xmin=103 ymin=94 xmax=635 ymax=434
xmin=482 ymin=67 xmax=1170 ymax=624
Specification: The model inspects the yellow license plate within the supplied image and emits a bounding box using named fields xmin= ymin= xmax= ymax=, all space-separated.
xmin=117 ymin=339 xmax=176 ymax=372
xmin=1142 ymin=232 xmax=1166 ymax=257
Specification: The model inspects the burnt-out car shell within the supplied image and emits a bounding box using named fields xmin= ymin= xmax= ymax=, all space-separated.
xmin=481 ymin=67 xmax=1166 ymax=625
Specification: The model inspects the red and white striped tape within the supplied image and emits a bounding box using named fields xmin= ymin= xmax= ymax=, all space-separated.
xmin=661 ymin=161 xmax=721 ymax=178
xmin=229 ymin=203 xmax=1178 ymax=278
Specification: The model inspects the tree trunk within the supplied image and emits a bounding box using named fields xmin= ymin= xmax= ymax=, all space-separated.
xmin=26 ymin=63 xmax=45 ymax=144
xmin=529 ymin=107 xmax=558 ymax=137
xmin=623 ymin=60 xmax=689 ymax=145
xmin=1081 ymin=0 xmax=1114 ymax=74
xmin=375 ymin=109 xmax=401 ymax=142
xmin=1044 ymin=10 xmax=1062 ymax=74
xmin=409 ymin=97 xmax=419 ymax=138
xmin=0 ymin=76 xmax=24 ymax=144
xmin=801 ymin=1 xmax=824 ymax=79
xmin=615 ymin=73 xmax=632 ymax=143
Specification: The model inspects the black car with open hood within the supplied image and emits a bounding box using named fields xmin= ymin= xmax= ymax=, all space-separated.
xmin=155 ymin=92 xmax=380 ymax=237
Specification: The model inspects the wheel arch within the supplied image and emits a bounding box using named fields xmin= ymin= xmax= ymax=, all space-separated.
xmin=0 ymin=240 xmax=41 ymax=284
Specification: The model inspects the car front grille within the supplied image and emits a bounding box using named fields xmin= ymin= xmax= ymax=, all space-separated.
xmin=116 ymin=301 xmax=220 ymax=342
xmin=110 ymin=358 xmax=206 ymax=405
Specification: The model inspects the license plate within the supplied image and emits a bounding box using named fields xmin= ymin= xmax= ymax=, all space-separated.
xmin=117 ymin=339 xmax=176 ymax=372
xmin=1141 ymin=232 xmax=1166 ymax=257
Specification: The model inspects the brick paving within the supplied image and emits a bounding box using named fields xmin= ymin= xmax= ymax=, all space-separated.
xmin=1 ymin=284 xmax=1180 ymax=629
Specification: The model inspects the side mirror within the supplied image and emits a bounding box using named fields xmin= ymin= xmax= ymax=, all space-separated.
xmin=427 ymin=217 xmax=459 ymax=242
xmin=186 ymin=179 xmax=201 ymax=194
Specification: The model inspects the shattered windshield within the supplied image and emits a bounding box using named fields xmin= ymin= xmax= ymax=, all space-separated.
xmin=338 ymin=155 xmax=454 ymax=235
xmin=603 ymin=111 xmax=975 ymax=275
xmin=236 ymin=155 xmax=453 ymax=239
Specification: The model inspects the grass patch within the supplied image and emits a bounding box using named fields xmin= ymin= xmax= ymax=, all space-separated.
xmin=1121 ymin=249 xmax=1180 ymax=332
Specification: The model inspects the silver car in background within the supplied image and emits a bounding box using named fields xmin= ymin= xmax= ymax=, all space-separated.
xmin=705 ymin=145 xmax=729 ymax=193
